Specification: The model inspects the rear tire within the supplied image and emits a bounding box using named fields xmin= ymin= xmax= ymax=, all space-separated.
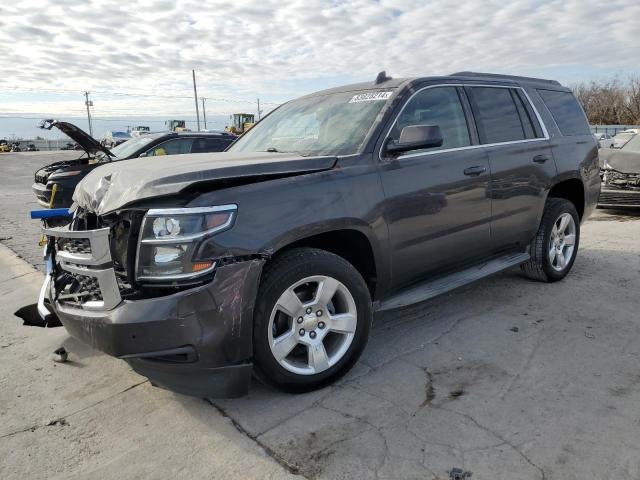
xmin=521 ymin=198 xmax=580 ymax=282
xmin=253 ymin=248 xmax=372 ymax=392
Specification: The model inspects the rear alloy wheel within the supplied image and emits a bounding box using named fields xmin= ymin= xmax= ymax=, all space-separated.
xmin=254 ymin=248 xmax=371 ymax=392
xmin=548 ymin=213 xmax=577 ymax=272
xmin=521 ymin=197 xmax=580 ymax=282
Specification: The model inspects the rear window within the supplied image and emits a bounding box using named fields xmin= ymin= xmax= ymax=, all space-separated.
xmin=537 ymin=89 xmax=590 ymax=136
xmin=468 ymin=87 xmax=533 ymax=144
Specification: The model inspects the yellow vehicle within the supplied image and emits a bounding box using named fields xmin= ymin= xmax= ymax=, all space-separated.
xmin=0 ymin=140 xmax=10 ymax=153
xmin=165 ymin=120 xmax=188 ymax=132
xmin=225 ymin=113 xmax=255 ymax=135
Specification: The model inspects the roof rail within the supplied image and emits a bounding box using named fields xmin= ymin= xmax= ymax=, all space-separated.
xmin=449 ymin=71 xmax=561 ymax=86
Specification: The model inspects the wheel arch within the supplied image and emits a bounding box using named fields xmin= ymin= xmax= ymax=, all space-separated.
xmin=269 ymin=227 xmax=380 ymax=299
xmin=547 ymin=176 xmax=585 ymax=220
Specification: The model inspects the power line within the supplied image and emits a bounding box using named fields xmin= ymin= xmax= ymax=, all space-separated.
xmin=0 ymin=86 xmax=282 ymax=105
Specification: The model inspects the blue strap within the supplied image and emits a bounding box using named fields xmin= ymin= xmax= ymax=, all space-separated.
xmin=30 ymin=208 xmax=72 ymax=219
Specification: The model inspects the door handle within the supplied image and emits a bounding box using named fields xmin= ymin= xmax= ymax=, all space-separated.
xmin=464 ymin=166 xmax=487 ymax=176
xmin=533 ymin=154 xmax=550 ymax=164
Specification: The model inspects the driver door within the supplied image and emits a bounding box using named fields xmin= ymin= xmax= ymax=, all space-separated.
xmin=378 ymin=86 xmax=492 ymax=289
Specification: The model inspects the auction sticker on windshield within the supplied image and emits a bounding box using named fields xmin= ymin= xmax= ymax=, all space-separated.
xmin=349 ymin=91 xmax=393 ymax=103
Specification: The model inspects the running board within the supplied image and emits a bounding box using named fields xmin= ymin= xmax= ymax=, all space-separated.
xmin=376 ymin=252 xmax=530 ymax=312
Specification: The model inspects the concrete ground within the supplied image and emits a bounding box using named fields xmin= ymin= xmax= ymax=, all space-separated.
xmin=2 ymin=151 xmax=640 ymax=479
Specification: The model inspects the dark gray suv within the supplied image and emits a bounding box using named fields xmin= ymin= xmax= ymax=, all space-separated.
xmin=38 ymin=72 xmax=600 ymax=398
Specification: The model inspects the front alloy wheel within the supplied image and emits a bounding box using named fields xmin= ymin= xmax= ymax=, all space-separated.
xmin=253 ymin=248 xmax=372 ymax=392
xmin=269 ymin=275 xmax=357 ymax=375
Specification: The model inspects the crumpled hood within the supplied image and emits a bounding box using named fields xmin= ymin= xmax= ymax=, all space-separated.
xmin=599 ymin=148 xmax=640 ymax=174
xmin=72 ymin=151 xmax=337 ymax=215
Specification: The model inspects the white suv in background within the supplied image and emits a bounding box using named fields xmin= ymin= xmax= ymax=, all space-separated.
xmin=593 ymin=132 xmax=614 ymax=148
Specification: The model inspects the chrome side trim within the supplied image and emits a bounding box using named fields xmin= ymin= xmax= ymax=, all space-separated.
xmin=146 ymin=204 xmax=238 ymax=215
xmin=37 ymin=275 xmax=51 ymax=320
xmin=139 ymin=212 xmax=236 ymax=245
xmin=378 ymin=83 xmax=550 ymax=162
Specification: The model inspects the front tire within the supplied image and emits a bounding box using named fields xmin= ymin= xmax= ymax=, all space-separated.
xmin=521 ymin=197 xmax=580 ymax=282
xmin=253 ymin=248 xmax=372 ymax=392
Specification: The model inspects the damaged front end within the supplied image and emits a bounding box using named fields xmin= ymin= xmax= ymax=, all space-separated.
xmin=599 ymin=168 xmax=640 ymax=208
xmin=39 ymin=206 xmax=265 ymax=398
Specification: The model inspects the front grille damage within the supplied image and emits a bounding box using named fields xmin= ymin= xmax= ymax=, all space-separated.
xmin=600 ymin=169 xmax=640 ymax=207
xmin=58 ymin=237 xmax=91 ymax=255
xmin=55 ymin=271 xmax=102 ymax=307
xmin=47 ymin=207 xmax=233 ymax=310
xmin=603 ymin=170 xmax=640 ymax=191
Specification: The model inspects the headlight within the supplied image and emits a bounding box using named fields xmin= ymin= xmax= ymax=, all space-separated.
xmin=136 ymin=204 xmax=237 ymax=281
xmin=48 ymin=170 xmax=82 ymax=180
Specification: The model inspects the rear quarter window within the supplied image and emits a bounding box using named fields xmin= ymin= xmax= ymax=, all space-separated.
xmin=537 ymin=89 xmax=590 ymax=136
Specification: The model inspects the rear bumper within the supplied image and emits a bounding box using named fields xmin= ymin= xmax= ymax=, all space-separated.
xmin=48 ymin=259 xmax=264 ymax=398
xmin=598 ymin=186 xmax=640 ymax=208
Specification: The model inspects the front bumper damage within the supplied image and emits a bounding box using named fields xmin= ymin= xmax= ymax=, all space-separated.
xmin=599 ymin=169 xmax=640 ymax=208
xmin=41 ymin=225 xmax=264 ymax=398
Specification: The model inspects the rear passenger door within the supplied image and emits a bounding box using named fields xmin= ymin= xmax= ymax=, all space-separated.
xmin=379 ymin=85 xmax=492 ymax=288
xmin=466 ymin=86 xmax=556 ymax=250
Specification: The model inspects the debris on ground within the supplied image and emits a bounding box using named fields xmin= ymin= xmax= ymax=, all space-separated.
xmin=449 ymin=388 xmax=465 ymax=399
xmin=52 ymin=347 xmax=68 ymax=363
xmin=449 ymin=467 xmax=472 ymax=479
xmin=44 ymin=418 xmax=68 ymax=427
xmin=510 ymin=326 xmax=520 ymax=333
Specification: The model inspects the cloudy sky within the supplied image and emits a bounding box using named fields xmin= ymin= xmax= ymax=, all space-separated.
xmin=1 ymin=0 xmax=639 ymax=127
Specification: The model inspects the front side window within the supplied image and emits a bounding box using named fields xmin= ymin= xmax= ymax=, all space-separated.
xmin=469 ymin=87 xmax=530 ymax=144
xmin=388 ymin=86 xmax=471 ymax=154
xmin=147 ymin=138 xmax=194 ymax=156
xmin=229 ymin=89 xmax=394 ymax=156
xmin=537 ymin=89 xmax=590 ymax=136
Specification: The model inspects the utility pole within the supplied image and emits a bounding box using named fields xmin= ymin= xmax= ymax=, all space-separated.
xmin=84 ymin=91 xmax=93 ymax=137
xmin=201 ymin=97 xmax=207 ymax=129
xmin=192 ymin=70 xmax=201 ymax=131
xmin=257 ymin=98 xmax=262 ymax=120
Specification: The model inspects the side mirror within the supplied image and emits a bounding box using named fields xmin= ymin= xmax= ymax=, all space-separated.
xmin=385 ymin=125 xmax=443 ymax=156
xmin=138 ymin=151 xmax=148 ymax=157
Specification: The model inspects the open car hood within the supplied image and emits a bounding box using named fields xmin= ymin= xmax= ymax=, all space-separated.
xmin=39 ymin=119 xmax=113 ymax=158
xmin=600 ymin=148 xmax=640 ymax=174
xmin=72 ymin=151 xmax=337 ymax=215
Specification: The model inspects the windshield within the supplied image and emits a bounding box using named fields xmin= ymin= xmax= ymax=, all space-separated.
xmin=103 ymin=135 xmax=158 ymax=160
xmin=229 ymin=89 xmax=394 ymax=156
xmin=621 ymin=133 xmax=640 ymax=152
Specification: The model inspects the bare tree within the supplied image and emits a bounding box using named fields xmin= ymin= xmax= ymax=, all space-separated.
xmin=573 ymin=77 xmax=640 ymax=125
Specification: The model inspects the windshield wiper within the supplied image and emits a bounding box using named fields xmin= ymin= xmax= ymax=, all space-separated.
xmin=265 ymin=147 xmax=280 ymax=152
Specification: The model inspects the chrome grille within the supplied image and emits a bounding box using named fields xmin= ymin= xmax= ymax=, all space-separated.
xmin=58 ymin=238 xmax=92 ymax=255
xmin=45 ymin=226 xmax=121 ymax=311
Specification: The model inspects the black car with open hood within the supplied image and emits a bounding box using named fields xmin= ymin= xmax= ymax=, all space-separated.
xmin=32 ymin=120 xmax=236 ymax=208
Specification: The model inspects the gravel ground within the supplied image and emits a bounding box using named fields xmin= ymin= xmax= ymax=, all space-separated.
xmin=2 ymin=150 xmax=640 ymax=479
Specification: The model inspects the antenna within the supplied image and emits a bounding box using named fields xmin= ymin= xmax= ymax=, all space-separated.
xmin=374 ymin=71 xmax=391 ymax=85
